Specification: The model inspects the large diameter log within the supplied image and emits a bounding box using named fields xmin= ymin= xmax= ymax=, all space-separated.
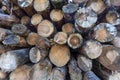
xmin=67 ymin=33 xmax=83 ymax=49
xmin=49 ymin=67 xmax=67 ymax=80
xmin=68 ymin=58 xmax=82 ymax=80
xmin=37 ymin=20 xmax=55 ymax=38
xmin=86 ymin=0 xmax=106 ymax=14
xmin=0 ymin=48 xmax=30 ymax=72
xmin=98 ymin=45 xmax=120 ymax=71
xmin=83 ymin=71 xmax=101 ymax=80
xmin=29 ymin=47 xmax=48 ymax=63
xmin=10 ymin=65 xmax=31 ymax=80
xmin=75 ymin=7 xmax=97 ymax=29
xmin=81 ymin=40 xmax=102 ymax=59
xmin=77 ymin=55 xmax=92 ymax=72
xmin=30 ymin=59 xmax=52 ymax=80
xmin=93 ymin=23 xmax=117 ymax=42
xmin=49 ymin=44 xmax=70 ymax=67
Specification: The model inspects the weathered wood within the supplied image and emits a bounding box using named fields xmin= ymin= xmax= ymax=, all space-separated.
xmin=111 ymin=36 xmax=120 ymax=48
xmin=0 ymin=48 xmax=30 ymax=72
xmin=49 ymin=44 xmax=70 ymax=67
xmin=77 ymin=55 xmax=92 ymax=72
xmin=67 ymin=33 xmax=83 ymax=49
xmin=81 ymin=40 xmax=102 ymax=59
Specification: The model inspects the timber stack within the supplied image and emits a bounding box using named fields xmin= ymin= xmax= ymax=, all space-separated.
xmin=0 ymin=0 xmax=120 ymax=80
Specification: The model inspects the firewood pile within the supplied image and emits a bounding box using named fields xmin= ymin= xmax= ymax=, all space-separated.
xmin=0 ymin=0 xmax=120 ymax=80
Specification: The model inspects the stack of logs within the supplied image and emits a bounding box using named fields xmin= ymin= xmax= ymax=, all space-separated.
xmin=0 ymin=0 xmax=120 ymax=80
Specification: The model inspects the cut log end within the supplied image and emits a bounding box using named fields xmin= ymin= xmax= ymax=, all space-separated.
xmin=18 ymin=0 xmax=33 ymax=7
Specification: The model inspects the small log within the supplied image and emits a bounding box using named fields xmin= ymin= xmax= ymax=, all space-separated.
xmin=54 ymin=32 xmax=67 ymax=45
xmin=106 ymin=10 xmax=120 ymax=25
xmin=31 ymin=14 xmax=43 ymax=26
xmin=9 ymin=64 xmax=31 ymax=80
xmin=18 ymin=0 xmax=36 ymax=17
xmin=51 ymin=0 xmax=65 ymax=9
xmin=68 ymin=57 xmax=82 ymax=80
xmin=26 ymin=32 xmax=38 ymax=46
xmin=111 ymin=36 xmax=120 ymax=48
xmin=37 ymin=20 xmax=55 ymax=38
xmin=77 ymin=55 xmax=92 ymax=72
xmin=75 ymin=7 xmax=97 ymax=30
xmin=81 ymin=40 xmax=102 ymax=59
xmin=2 ymin=34 xmax=27 ymax=47
xmin=49 ymin=44 xmax=70 ymax=67
xmin=30 ymin=59 xmax=52 ymax=80
xmin=93 ymin=23 xmax=117 ymax=42
xmin=0 ymin=48 xmax=30 ymax=72
xmin=110 ymin=0 xmax=120 ymax=6
xmin=67 ymin=33 xmax=83 ymax=49
xmin=12 ymin=24 xmax=30 ymax=36
xmin=21 ymin=16 xmax=31 ymax=26
xmin=62 ymin=23 xmax=75 ymax=35
xmin=86 ymin=0 xmax=106 ymax=14
xmin=98 ymin=45 xmax=120 ymax=71
xmin=0 ymin=13 xmax=19 ymax=27
xmin=73 ymin=0 xmax=86 ymax=4
xmin=0 ymin=28 xmax=13 ymax=41
xmin=83 ymin=71 xmax=101 ymax=80
xmin=29 ymin=47 xmax=48 ymax=63
xmin=0 ymin=70 xmax=7 ymax=80
xmin=36 ymin=35 xmax=50 ymax=49
xmin=49 ymin=67 xmax=67 ymax=80
xmin=62 ymin=3 xmax=79 ymax=22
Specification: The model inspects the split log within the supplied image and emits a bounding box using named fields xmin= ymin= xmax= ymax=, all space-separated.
xmin=0 ymin=13 xmax=19 ymax=27
xmin=31 ymin=14 xmax=43 ymax=26
xmin=29 ymin=47 xmax=48 ymax=63
xmin=93 ymin=23 xmax=117 ymax=42
xmin=111 ymin=36 xmax=120 ymax=48
xmin=98 ymin=45 xmax=120 ymax=71
xmin=37 ymin=20 xmax=55 ymax=38
xmin=54 ymin=32 xmax=67 ymax=45
xmin=67 ymin=33 xmax=83 ymax=49
xmin=62 ymin=23 xmax=75 ymax=35
xmin=77 ymin=55 xmax=92 ymax=72
xmin=49 ymin=44 xmax=70 ymax=67
xmin=86 ymin=0 xmax=106 ymax=14
xmin=74 ymin=7 xmax=97 ymax=31
xmin=83 ymin=71 xmax=101 ymax=80
xmin=81 ymin=40 xmax=102 ymax=59
xmin=9 ymin=64 xmax=31 ymax=80
xmin=0 ymin=48 xmax=30 ymax=72
xmin=29 ymin=59 xmax=52 ymax=80
xmin=68 ymin=57 xmax=82 ymax=80
xmin=106 ymin=10 xmax=120 ymax=25
xmin=49 ymin=67 xmax=67 ymax=80
xmin=62 ymin=3 xmax=79 ymax=22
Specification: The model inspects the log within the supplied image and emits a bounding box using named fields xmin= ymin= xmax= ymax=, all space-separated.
xmin=83 ymin=71 xmax=101 ymax=80
xmin=106 ymin=10 xmax=120 ymax=25
xmin=73 ymin=0 xmax=86 ymax=4
xmin=110 ymin=0 xmax=120 ymax=6
xmin=21 ymin=16 xmax=31 ymax=26
xmin=93 ymin=23 xmax=117 ymax=42
xmin=0 ymin=70 xmax=7 ymax=80
xmin=31 ymin=14 xmax=43 ymax=26
xmin=86 ymin=0 xmax=106 ymax=14
xmin=51 ymin=0 xmax=65 ymax=9
xmin=62 ymin=23 xmax=75 ymax=35
xmin=68 ymin=57 xmax=82 ymax=80
xmin=111 ymin=36 xmax=120 ymax=48
xmin=49 ymin=44 xmax=70 ymax=67
xmin=98 ymin=45 xmax=120 ymax=71
xmin=74 ymin=7 xmax=97 ymax=30
xmin=29 ymin=59 xmax=52 ymax=80
xmin=67 ymin=33 xmax=83 ymax=49
xmin=37 ymin=20 xmax=55 ymax=38
xmin=29 ymin=47 xmax=48 ymax=63
xmin=81 ymin=40 xmax=102 ymax=59
xmin=54 ymin=32 xmax=67 ymax=45
xmin=26 ymin=32 xmax=38 ymax=46
xmin=9 ymin=64 xmax=31 ymax=80
xmin=0 ymin=48 xmax=30 ymax=72
xmin=77 ymin=55 xmax=92 ymax=72
xmin=49 ymin=67 xmax=67 ymax=80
